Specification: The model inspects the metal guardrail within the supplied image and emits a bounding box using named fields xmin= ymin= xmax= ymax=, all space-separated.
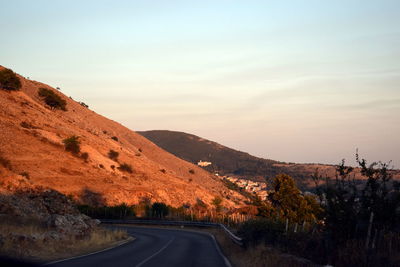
xmin=99 ymin=219 xmax=244 ymax=246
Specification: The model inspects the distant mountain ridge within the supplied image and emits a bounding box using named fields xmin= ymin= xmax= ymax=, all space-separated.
xmin=138 ymin=130 xmax=278 ymax=173
xmin=138 ymin=130 xmax=400 ymax=190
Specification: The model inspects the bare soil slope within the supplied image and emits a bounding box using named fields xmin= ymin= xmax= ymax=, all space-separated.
xmin=0 ymin=66 xmax=245 ymax=207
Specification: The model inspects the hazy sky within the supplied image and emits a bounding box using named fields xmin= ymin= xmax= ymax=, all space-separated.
xmin=1 ymin=1 xmax=399 ymax=167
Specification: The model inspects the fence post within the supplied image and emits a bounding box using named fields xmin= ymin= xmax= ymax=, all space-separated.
xmin=365 ymin=211 xmax=374 ymax=249
xmin=285 ymin=218 xmax=289 ymax=233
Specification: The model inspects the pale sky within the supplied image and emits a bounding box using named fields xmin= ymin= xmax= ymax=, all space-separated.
xmin=1 ymin=0 xmax=399 ymax=167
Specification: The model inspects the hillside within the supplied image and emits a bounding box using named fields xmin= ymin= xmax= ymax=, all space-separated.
xmin=0 ymin=66 xmax=246 ymax=208
xmin=138 ymin=130 xmax=400 ymax=190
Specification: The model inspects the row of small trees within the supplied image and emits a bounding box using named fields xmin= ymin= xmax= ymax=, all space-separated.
xmin=78 ymin=201 xmax=170 ymax=219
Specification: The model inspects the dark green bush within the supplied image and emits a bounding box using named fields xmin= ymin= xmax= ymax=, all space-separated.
xmin=111 ymin=136 xmax=119 ymax=141
xmin=118 ymin=163 xmax=133 ymax=173
xmin=62 ymin=136 xmax=81 ymax=154
xmin=38 ymin=88 xmax=67 ymax=110
xmin=0 ymin=68 xmax=21 ymax=91
xmin=108 ymin=149 xmax=119 ymax=161
xmin=189 ymin=169 xmax=195 ymax=174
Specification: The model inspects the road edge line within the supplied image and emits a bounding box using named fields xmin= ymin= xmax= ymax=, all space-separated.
xmin=43 ymin=236 xmax=134 ymax=266
xmin=208 ymin=233 xmax=233 ymax=267
xmin=135 ymin=237 xmax=175 ymax=267
xmin=129 ymin=226 xmax=232 ymax=267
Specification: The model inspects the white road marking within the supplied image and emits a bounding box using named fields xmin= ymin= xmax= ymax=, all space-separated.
xmin=132 ymin=226 xmax=232 ymax=267
xmin=135 ymin=237 xmax=175 ymax=267
xmin=209 ymin=234 xmax=232 ymax=267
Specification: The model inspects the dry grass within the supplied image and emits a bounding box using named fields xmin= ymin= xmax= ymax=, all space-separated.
xmin=205 ymin=228 xmax=317 ymax=267
xmin=34 ymin=227 xmax=130 ymax=262
xmin=0 ymin=217 xmax=130 ymax=263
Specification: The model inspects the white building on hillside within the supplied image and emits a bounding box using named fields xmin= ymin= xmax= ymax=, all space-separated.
xmin=197 ymin=160 xmax=212 ymax=167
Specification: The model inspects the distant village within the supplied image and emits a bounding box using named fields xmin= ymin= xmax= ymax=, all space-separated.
xmin=197 ymin=160 xmax=269 ymax=200
xmin=222 ymin=176 xmax=268 ymax=200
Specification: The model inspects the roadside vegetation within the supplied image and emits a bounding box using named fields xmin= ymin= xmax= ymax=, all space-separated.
xmin=236 ymin=154 xmax=400 ymax=266
xmin=77 ymin=154 xmax=400 ymax=266
xmin=0 ymin=216 xmax=128 ymax=263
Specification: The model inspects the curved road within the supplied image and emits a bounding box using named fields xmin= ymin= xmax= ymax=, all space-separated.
xmin=47 ymin=226 xmax=231 ymax=267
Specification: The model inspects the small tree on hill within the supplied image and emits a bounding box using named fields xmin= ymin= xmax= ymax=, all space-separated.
xmin=108 ymin=149 xmax=119 ymax=161
xmin=269 ymin=174 xmax=321 ymax=223
xmin=212 ymin=196 xmax=223 ymax=213
xmin=38 ymin=88 xmax=67 ymax=110
xmin=0 ymin=68 xmax=21 ymax=91
xmin=62 ymin=136 xmax=81 ymax=154
xmin=118 ymin=163 xmax=133 ymax=173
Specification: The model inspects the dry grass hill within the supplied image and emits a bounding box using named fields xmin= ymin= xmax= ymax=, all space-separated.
xmin=0 ymin=66 xmax=246 ymax=208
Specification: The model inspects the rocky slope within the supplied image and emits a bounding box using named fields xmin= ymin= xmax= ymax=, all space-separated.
xmin=0 ymin=66 xmax=245 ymax=207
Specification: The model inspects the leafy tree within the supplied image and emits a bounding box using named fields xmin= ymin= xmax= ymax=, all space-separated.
xmin=0 ymin=68 xmax=21 ymax=91
xmin=269 ymin=174 xmax=321 ymax=223
xmin=38 ymin=88 xmax=67 ymax=110
xmin=62 ymin=136 xmax=81 ymax=154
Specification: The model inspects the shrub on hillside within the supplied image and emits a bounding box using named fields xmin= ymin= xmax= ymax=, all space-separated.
xmin=0 ymin=68 xmax=21 ymax=91
xmin=38 ymin=88 xmax=67 ymax=110
xmin=111 ymin=136 xmax=119 ymax=142
xmin=108 ymin=150 xmax=119 ymax=161
xmin=19 ymin=172 xmax=30 ymax=179
xmin=79 ymin=102 xmax=89 ymax=108
xmin=0 ymin=155 xmax=12 ymax=170
xmin=118 ymin=163 xmax=133 ymax=173
xmin=81 ymin=152 xmax=89 ymax=162
xmin=62 ymin=136 xmax=81 ymax=154
xmin=20 ymin=121 xmax=36 ymax=129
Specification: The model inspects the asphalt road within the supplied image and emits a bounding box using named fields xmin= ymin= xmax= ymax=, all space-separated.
xmin=47 ymin=226 xmax=231 ymax=267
